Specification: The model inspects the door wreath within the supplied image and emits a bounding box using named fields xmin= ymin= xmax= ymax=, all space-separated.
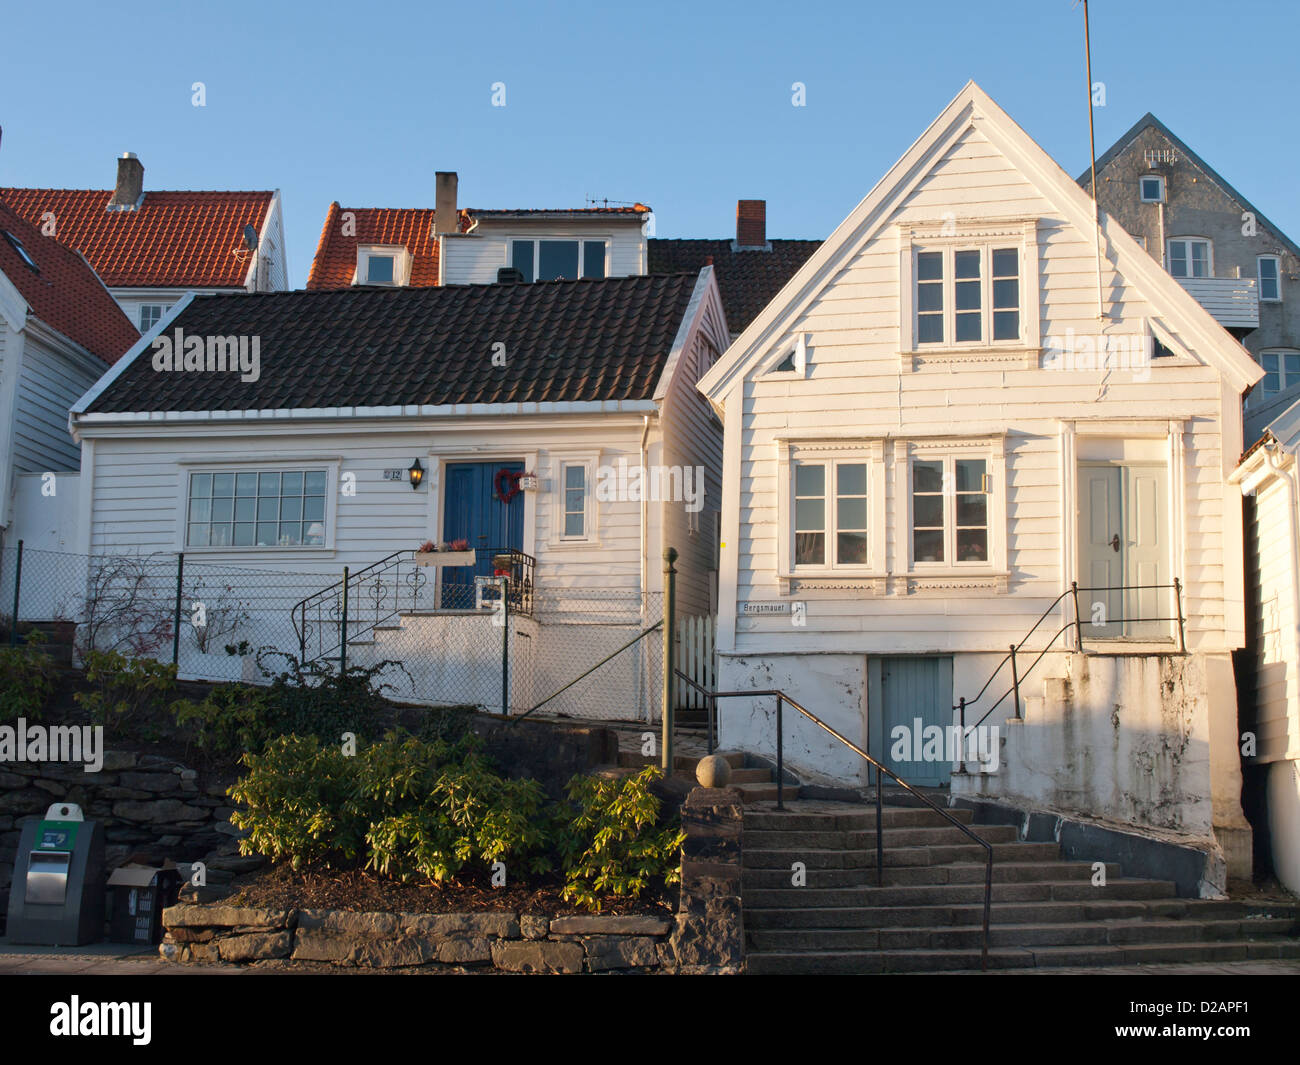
xmin=494 ymin=469 xmax=523 ymax=504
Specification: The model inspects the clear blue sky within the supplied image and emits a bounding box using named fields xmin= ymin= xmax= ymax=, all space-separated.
xmin=2 ymin=0 xmax=1295 ymax=286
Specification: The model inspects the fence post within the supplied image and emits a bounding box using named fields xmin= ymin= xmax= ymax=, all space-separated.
xmin=171 ymin=552 xmax=184 ymax=665
xmin=776 ymin=694 xmax=784 ymax=811
xmin=956 ymin=696 xmax=967 ymax=774
xmin=501 ymin=573 xmax=510 ymax=716
xmin=340 ymin=566 xmax=349 ymax=674
xmin=661 ymin=548 xmax=677 ymax=774
xmin=8 ymin=540 xmax=23 ymax=646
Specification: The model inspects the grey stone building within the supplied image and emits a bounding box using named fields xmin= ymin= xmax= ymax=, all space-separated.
xmin=1084 ymin=114 xmax=1300 ymax=440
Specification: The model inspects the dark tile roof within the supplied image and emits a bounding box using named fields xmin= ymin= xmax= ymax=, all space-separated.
xmin=0 ymin=200 xmax=139 ymax=364
xmin=85 ymin=271 xmax=702 ymax=414
xmin=648 ymin=238 xmax=821 ymax=333
xmin=0 ymin=188 xmax=275 ymax=288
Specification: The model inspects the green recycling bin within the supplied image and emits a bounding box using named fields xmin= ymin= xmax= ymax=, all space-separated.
xmin=5 ymin=802 xmax=105 ymax=946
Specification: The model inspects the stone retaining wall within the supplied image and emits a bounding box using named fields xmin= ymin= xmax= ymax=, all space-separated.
xmin=0 ymin=752 xmax=243 ymax=918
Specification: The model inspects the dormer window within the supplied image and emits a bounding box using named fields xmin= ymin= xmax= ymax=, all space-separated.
xmin=356 ymin=245 xmax=410 ymax=287
xmin=511 ymin=239 xmax=607 ymax=282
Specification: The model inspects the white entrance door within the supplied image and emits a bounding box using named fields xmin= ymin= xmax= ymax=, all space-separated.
xmin=1078 ymin=464 xmax=1169 ymax=639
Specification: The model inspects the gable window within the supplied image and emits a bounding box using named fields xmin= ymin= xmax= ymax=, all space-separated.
xmin=910 ymin=457 xmax=989 ymax=566
xmin=1258 ymin=255 xmax=1282 ymax=302
xmin=913 ymin=246 xmax=1021 ymax=346
xmin=768 ymin=333 xmax=807 ymax=376
xmin=1139 ymin=175 xmax=1165 ymax=203
xmin=1167 ymin=238 xmax=1212 ymax=279
xmin=187 ymin=469 xmax=327 ymax=548
xmin=1259 ymin=350 xmax=1300 ymax=397
xmin=511 ymin=240 xmax=607 ymax=282
xmin=366 ymin=255 xmax=394 ymax=284
xmin=139 ymin=304 xmax=169 ymax=331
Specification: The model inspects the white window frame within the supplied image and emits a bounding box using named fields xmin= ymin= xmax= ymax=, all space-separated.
xmin=510 ymin=238 xmax=609 ymax=282
xmin=550 ymin=451 xmax=601 ymax=546
xmin=175 ymin=459 xmax=340 ymax=553
xmin=1258 ymin=349 xmax=1300 ymax=399
xmin=139 ymin=304 xmax=169 ymax=332
xmin=356 ymin=245 xmax=411 ymax=287
xmin=894 ymin=437 xmax=1008 ymax=579
xmin=1166 ymin=237 xmax=1213 ymax=279
xmin=766 ymin=333 xmax=807 ymax=377
xmin=898 ymin=218 xmax=1040 ymax=364
xmin=1139 ymin=174 xmax=1165 ymax=203
xmin=777 ymin=440 xmax=886 ymax=578
xmin=1258 ymin=255 xmax=1282 ymax=302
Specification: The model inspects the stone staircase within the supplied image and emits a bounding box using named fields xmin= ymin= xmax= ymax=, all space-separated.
xmin=743 ymin=801 xmax=1300 ymax=974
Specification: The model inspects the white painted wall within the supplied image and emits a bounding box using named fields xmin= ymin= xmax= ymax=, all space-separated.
xmin=440 ymin=219 xmax=647 ymax=285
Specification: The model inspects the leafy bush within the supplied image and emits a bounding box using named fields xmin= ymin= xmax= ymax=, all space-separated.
xmin=253 ymin=650 xmax=408 ymax=745
xmin=229 ymin=735 xmax=367 ymax=868
xmin=74 ymin=649 xmax=177 ymax=733
xmin=0 ymin=632 xmax=57 ymax=724
xmin=557 ymin=767 xmax=685 ymax=911
xmin=171 ymin=682 xmax=269 ymax=755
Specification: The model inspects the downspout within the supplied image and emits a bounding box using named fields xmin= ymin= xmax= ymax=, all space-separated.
xmin=1265 ymin=441 xmax=1300 ymax=656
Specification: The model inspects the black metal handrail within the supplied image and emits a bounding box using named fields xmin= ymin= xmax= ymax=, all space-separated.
xmin=694 ymin=684 xmax=993 ymax=971
xmin=955 ymin=579 xmax=1186 ymax=741
xmin=291 ymin=546 xmax=535 ymax=664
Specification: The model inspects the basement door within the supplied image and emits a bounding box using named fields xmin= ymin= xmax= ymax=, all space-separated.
xmin=1078 ymin=463 xmax=1168 ymax=639
xmin=441 ymin=462 xmax=524 ymax=607
xmin=867 ymin=656 xmax=953 ymax=788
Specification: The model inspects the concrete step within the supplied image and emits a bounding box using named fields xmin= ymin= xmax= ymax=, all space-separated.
xmin=743 ymin=878 xmax=1177 ymax=910
xmin=741 ymin=860 xmax=1120 ymax=890
xmin=744 ymin=825 xmax=1018 ymax=850
xmin=743 ymin=938 xmax=1300 ymax=974
xmin=745 ymin=807 xmax=974 ymax=831
xmin=734 ymin=783 xmax=800 ymax=803
xmin=742 ymin=841 xmax=1060 ymax=870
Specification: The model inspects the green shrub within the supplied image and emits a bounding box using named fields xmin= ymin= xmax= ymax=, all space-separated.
xmin=74 ymin=649 xmax=177 ymax=733
xmin=557 ymin=767 xmax=685 ymax=911
xmin=0 ymin=632 xmax=57 ymax=724
xmin=171 ymin=683 xmax=269 ymax=755
xmin=253 ymin=650 xmax=408 ymax=744
xmin=228 ymin=735 xmax=366 ymax=868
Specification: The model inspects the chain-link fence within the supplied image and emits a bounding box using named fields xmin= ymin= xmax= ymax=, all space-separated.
xmin=1 ymin=544 xmax=666 ymax=722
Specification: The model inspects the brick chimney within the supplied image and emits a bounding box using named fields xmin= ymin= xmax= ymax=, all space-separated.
xmin=109 ymin=152 xmax=144 ymax=210
xmin=434 ymin=172 xmax=458 ymax=235
xmin=736 ymin=199 xmax=766 ymax=248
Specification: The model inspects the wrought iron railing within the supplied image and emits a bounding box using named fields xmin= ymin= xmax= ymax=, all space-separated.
xmin=955 ymin=579 xmax=1186 ymax=741
xmin=291 ymin=546 xmax=535 ymax=665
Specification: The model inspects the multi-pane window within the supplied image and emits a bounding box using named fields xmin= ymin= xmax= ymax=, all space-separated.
xmin=562 ymin=464 xmax=586 ymax=538
xmin=914 ymin=247 xmax=1020 ymax=346
xmin=1167 ymin=238 xmax=1211 ymax=278
xmin=1259 ymin=256 xmax=1282 ymax=302
xmin=511 ymin=240 xmax=607 ymax=282
xmin=1260 ymin=351 xmax=1300 ymax=396
xmin=911 ymin=457 xmax=989 ymax=566
xmin=139 ymin=304 xmax=168 ymax=331
xmin=187 ymin=470 xmax=327 ymax=548
xmin=793 ymin=460 xmax=868 ymax=567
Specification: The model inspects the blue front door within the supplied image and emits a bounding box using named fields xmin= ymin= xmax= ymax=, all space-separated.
xmin=441 ymin=462 xmax=524 ymax=607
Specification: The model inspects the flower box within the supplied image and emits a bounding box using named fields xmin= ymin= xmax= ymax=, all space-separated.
xmin=413 ymin=550 xmax=478 ymax=567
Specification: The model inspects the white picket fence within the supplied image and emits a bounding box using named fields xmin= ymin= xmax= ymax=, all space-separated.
xmin=675 ymin=614 xmax=716 ymax=709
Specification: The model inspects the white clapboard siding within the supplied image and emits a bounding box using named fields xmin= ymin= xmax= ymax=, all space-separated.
xmin=441 ymin=220 xmax=646 ymax=285
xmin=1245 ymin=479 xmax=1300 ymax=762
xmin=725 ymin=118 xmax=1236 ymax=656
xmin=13 ymin=334 xmax=102 ymax=474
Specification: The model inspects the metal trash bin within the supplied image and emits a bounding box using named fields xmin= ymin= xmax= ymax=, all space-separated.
xmin=107 ymin=863 xmax=181 ymax=945
xmin=5 ymin=802 xmax=105 ymax=946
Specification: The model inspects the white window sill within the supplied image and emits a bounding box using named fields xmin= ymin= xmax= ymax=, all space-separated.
xmin=903 ymin=346 xmax=1039 ymax=371
xmin=547 ymin=539 xmax=601 ymax=551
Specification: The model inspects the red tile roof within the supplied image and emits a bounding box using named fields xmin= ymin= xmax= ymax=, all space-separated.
xmin=0 ymin=187 xmax=274 ymax=289
xmin=0 ymin=200 xmax=139 ymax=365
xmin=306 ymin=203 xmax=651 ymax=290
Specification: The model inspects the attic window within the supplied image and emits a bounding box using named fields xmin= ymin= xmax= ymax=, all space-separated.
xmin=511 ymin=240 xmax=607 ymax=282
xmin=367 ymin=255 xmax=394 ymax=284
xmin=3 ymin=231 xmax=38 ymax=272
xmin=769 ymin=334 xmax=807 ymax=376
xmin=356 ymin=245 xmax=409 ymax=287
xmin=1140 ymin=175 xmax=1165 ymax=203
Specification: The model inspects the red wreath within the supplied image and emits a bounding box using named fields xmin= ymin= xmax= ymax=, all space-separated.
xmin=494 ymin=469 xmax=522 ymax=504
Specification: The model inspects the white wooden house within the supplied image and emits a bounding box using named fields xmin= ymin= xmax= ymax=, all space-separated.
xmin=1232 ymin=406 xmax=1300 ymax=894
xmin=68 ymin=269 xmax=727 ymax=719
xmin=697 ymin=83 xmax=1263 ymax=884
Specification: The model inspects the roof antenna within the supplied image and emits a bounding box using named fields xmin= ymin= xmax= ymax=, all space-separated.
xmin=1080 ymin=0 xmax=1105 ymax=320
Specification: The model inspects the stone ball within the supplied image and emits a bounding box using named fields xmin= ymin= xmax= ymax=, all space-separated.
xmin=695 ymin=754 xmax=732 ymax=788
